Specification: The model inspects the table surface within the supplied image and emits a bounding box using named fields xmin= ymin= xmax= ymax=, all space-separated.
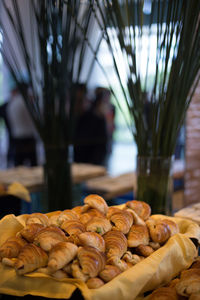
xmin=174 ymin=202 xmax=200 ymax=225
xmin=85 ymin=159 xmax=185 ymax=200
xmin=0 ymin=163 xmax=106 ymax=193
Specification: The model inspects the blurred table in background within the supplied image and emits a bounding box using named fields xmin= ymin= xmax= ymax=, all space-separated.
xmin=0 ymin=163 xmax=107 ymax=194
xmin=174 ymin=202 xmax=200 ymax=225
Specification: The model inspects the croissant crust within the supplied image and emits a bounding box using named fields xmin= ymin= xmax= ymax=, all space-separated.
xmin=103 ymin=230 xmax=127 ymax=258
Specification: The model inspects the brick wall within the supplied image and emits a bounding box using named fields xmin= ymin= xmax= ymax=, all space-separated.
xmin=184 ymin=82 xmax=200 ymax=206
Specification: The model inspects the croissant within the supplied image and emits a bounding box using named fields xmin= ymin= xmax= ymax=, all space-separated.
xmin=61 ymin=219 xmax=85 ymax=236
xmin=126 ymin=200 xmax=151 ymax=220
xmin=80 ymin=209 xmax=104 ymax=225
xmin=103 ymin=230 xmax=127 ymax=258
xmin=48 ymin=211 xmax=61 ymax=226
xmin=86 ymin=217 xmax=112 ymax=235
xmin=19 ymin=223 xmax=45 ymax=242
xmin=106 ymin=256 xmax=129 ymax=271
xmin=71 ymin=206 xmax=83 ymax=217
xmin=176 ymin=269 xmax=200 ymax=297
xmin=135 ymin=244 xmax=154 ymax=257
xmin=146 ymin=219 xmax=171 ymax=244
xmin=106 ymin=207 xmax=122 ymax=219
xmin=57 ymin=210 xmax=78 ymax=226
xmin=149 ymin=287 xmax=179 ymax=300
xmin=127 ymin=224 xmax=149 ymax=248
xmin=2 ymin=257 xmax=18 ymax=267
xmin=189 ymin=294 xmax=200 ymax=300
xmin=71 ymin=259 xmax=89 ymax=282
xmin=0 ymin=236 xmax=27 ymax=258
xmin=83 ymin=194 xmax=108 ymax=215
xmin=122 ymin=251 xmax=141 ymax=265
xmin=191 ymin=257 xmax=200 ymax=269
xmin=34 ymin=226 xmax=67 ymax=251
xmin=26 ymin=213 xmax=50 ymax=226
xmin=125 ymin=208 xmax=146 ymax=226
xmin=99 ymin=264 xmax=121 ymax=282
xmin=86 ymin=277 xmax=105 ymax=289
xmin=109 ymin=210 xmax=133 ymax=234
xmin=78 ymin=232 xmax=105 ymax=252
xmin=160 ymin=219 xmax=179 ymax=236
xmin=15 ymin=244 xmax=48 ymax=275
xmin=77 ymin=246 xmax=106 ymax=278
xmin=48 ymin=242 xmax=78 ymax=272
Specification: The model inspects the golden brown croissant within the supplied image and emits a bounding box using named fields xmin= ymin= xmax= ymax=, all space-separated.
xmin=109 ymin=210 xmax=133 ymax=234
xmin=26 ymin=213 xmax=50 ymax=226
xmin=61 ymin=219 xmax=85 ymax=236
xmin=126 ymin=200 xmax=151 ymax=220
xmin=71 ymin=259 xmax=89 ymax=282
xmin=189 ymin=294 xmax=200 ymax=300
xmin=77 ymin=246 xmax=106 ymax=278
xmin=14 ymin=243 xmax=48 ymax=275
xmin=33 ymin=226 xmax=67 ymax=251
xmin=122 ymin=251 xmax=141 ymax=265
xmin=135 ymin=244 xmax=154 ymax=257
xmin=19 ymin=223 xmax=45 ymax=242
xmin=71 ymin=206 xmax=83 ymax=217
xmin=191 ymin=258 xmax=200 ymax=269
xmin=2 ymin=257 xmax=18 ymax=267
xmin=106 ymin=207 xmax=122 ymax=219
xmin=146 ymin=219 xmax=171 ymax=244
xmin=99 ymin=264 xmax=121 ymax=282
xmin=80 ymin=208 xmax=104 ymax=225
xmin=106 ymin=256 xmax=129 ymax=271
xmin=86 ymin=217 xmax=112 ymax=235
xmin=48 ymin=242 xmax=78 ymax=272
xmin=149 ymin=287 xmax=179 ymax=300
xmin=127 ymin=224 xmax=149 ymax=247
xmin=125 ymin=208 xmax=146 ymax=226
xmin=0 ymin=236 xmax=27 ymax=258
xmin=160 ymin=219 xmax=179 ymax=237
xmin=78 ymin=232 xmax=105 ymax=252
xmin=57 ymin=210 xmax=78 ymax=226
xmin=149 ymin=241 xmax=161 ymax=250
xmin=86 ymin=277 xmax=105 ymax=289
xmin=48 ymin=211 xmax=61 ymax=226
xmin=83 ymin=194 xmax=108 ymax=215
xmin=103 ymin=230 xmax=127 ymax=258
xmin=176 ymin=269 xmax=200 ymax=297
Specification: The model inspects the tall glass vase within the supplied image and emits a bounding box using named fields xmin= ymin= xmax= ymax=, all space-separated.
xmin=136 ymin=156 xmax=173 ymax=215
xmin=43 ymin=144 xmax=73 ymax=212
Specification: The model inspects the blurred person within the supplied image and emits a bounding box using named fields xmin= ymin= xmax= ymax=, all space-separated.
xmin=0 ymin=83 xmax=38 ymax=167
xmin=73 ymin=87 xmax=112 ymax=166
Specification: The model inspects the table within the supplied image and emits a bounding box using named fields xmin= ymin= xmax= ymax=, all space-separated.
xmin=85 ymin=159 xmax=185 ymax=201
xmin=174 ymin=202 xmax=200 ymax=225
xmin=0 ymin=163 xmax=107 ymax=193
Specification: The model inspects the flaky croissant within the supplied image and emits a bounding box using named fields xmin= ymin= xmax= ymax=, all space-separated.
xmin=135 ymin=244 xmax=154 ymax=257
xmin=176 ymin=269 xmax=200 ymax=297
xmin=0 ymin=236 xmax=27 ymax=258
xmin=26 ymin=213 xmax=50 ymax=226
xmin=15 ymin=243 xmax=48 ymax=275
xmin=57 ymin=210 xmax=78 ymax=226
xmin=149 ymin=287 xmax=179 ymax=300
xmin=127 ymin=224 xmax=149 ymax=248
xmin=106 ymin=256 xmax=129 ymax=271
xmin=48 ymin=211 xmax=61 ymax=226
xmin=103 ymin=230 xmax=127 ymax=258
xmin=61 ymin=219 xmax=85 ymax=236
xmin=86 ymin=277 xmax=105 ymax=289
xmin=34 ymin=226 xmax=67 ymax=251
xmin=106 ymin=207 xmax=122 ymax=219
xmin=48 ymin=242 xmax=78 ymax=272
xmin=160 ymin=219 xmax=179 ymax=237
xmin=99 ymin=264 xmax=121 ymax=282
xmin=109 ymin=210 xmax=133 ymax=234
xmin=80 ymin=208 xmax=104 ymax=225
xmin=146 ymin=219 xmax=171 ymax=244
xmin=83 ymin=194 xmax=108 ymax=215
xmin=77 ymin=246 xmax=106 ymax=278
xmin=19 ymin=223 xmax=44 ymax=242
xmin=71 ymin=259 xmax=89 ymax=282
xmin=86 ymin=217 xmax=112 ymax=235
xmin=126 ymin=200 xmax=151 ymax=220
xmin=122 ymin=251 xmax=142 ymax=265
xmin=78 ymin=232 xmax=105 ymax=252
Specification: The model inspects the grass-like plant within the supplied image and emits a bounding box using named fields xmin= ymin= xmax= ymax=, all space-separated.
xmin=0 ymin=0 xmax=102 ymax=211
xmin=92 ymin=0 xmax=200 ymax=213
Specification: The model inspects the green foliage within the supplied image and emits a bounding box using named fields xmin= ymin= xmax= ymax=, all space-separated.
xmin=93 ymin=0 xmax=200 ymax=156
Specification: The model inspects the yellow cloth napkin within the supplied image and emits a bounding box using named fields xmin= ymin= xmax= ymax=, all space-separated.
xmin=0 ymin=213 xmax=199 ymax=300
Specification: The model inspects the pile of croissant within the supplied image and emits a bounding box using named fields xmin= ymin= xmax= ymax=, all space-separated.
xmin=148 ymin=257 xmax=200 ymax=300
xmin=0 ymin=194 xmax=179 ymax=289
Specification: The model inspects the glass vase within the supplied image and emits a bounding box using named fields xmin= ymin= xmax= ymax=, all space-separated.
xmin=136 ymin=156 xmax=173 ymax=215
